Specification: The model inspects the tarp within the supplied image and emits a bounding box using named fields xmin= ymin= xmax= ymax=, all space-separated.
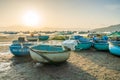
xmin=62 ymin=40 xmax=78 ymax=51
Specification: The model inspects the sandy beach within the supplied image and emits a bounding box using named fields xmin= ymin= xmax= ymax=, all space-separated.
xmin=0 ymin=37 xmax=120 ymax=80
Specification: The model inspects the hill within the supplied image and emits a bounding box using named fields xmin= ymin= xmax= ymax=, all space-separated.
xmin=92 ymin=24 xmax=120 ymax=32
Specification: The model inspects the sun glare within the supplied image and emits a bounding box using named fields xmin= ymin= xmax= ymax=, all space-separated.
xmin=22 ymin=11 xmax=41 ymax=27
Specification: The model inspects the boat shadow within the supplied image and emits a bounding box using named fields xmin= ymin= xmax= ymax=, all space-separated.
xmin=9 ymin=55 xmax=97 ymax=80
xmin=75 ymin=48 xmax=120 ymax=71
xmin=10 ymin=55 xmax=33 ymax=66
xmin=35 ymin=61 xmax=97 ymax=80
xmin=8 ymin=47 xmax=120 ymax=80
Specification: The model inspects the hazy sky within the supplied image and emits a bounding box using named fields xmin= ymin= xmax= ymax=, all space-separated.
xmin=0 ymin=0 xmax=120 ymax=31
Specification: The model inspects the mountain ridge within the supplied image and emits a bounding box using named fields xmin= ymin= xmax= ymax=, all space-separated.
xmin=92 ymin=24 xmax=120 ymax=32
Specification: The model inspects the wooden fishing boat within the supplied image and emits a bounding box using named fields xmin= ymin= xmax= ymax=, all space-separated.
xmin=73 ymin=35 xmax=92 ymax=51
xmin=26 ymin=36 xmax=38 ymax=41
xmin=38 ymin=35 xmax=49 ymax=41
xmin=75 ymin=42 xmax=92 ymax=51
xmin=29 ymin=44 xmax=70 ymax=63
xmin=109 ymin=41 xmax=120 ymax=56
xmin=9 ymin=40 xmax=33 ymax=56
xmin=63 ymin=36 xmax=92 ymax=51
xmin=9 ymin=37 xmax=34 ymax=56
xmin=93 ymin=40 xmax=109 ymax=50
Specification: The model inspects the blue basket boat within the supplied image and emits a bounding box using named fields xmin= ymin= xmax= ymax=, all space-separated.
xmin=9 ymin=40 xmax=33 ymax=56
xmin=38 ymin=36 xmax=49 ymax=41
xmin=67 ymin=35 xmax=92 ymax=51
xmin=73 ymin=35 xmax=92 ymax=51
xmin=75 ymin=42 xmax=92 ymax=51
xmin=93 ymin=40 xmax=109 ymax=50
xmin=29 ymin=44 xmax=70 ymax=63
xmin=109 ymin=41 xmax=120 ymax=56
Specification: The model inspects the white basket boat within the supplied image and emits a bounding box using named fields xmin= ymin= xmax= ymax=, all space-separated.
xmin=29 ymin=44 xmax=70 ymax=63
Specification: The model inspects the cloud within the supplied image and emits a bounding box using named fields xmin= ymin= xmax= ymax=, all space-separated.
xmin=105 ymin=4 xmax=120 ymax=10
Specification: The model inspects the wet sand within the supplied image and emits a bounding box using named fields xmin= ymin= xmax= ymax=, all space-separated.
xmin=0 ymin=37 xmax=120 ymax=80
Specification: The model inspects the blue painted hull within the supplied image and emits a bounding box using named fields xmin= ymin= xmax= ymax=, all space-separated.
xmin=38 ymin=36 xmax=49 ymax=40
xmin=94 ymin=43 xmax=109 ymax=50
xmin=9 ymin=44 xmax=32 ymax=56
xmin=75 ymin=42 xmax=92 ymax=51
xmin=109 ymin=41 xmax=120 ymax=56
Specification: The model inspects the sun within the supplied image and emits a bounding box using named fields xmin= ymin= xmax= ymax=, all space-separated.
xmin=22 ymin=11 xmax=41 ymax=27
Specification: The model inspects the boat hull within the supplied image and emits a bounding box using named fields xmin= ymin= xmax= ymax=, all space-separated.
xmin=94 ymin=43 xmax=109 ymax=50
xmin=38 ymin=36 xmax=49 ymax=40
xmin=109 ymin=41 xmax=120 ymax=56
xmin=75 ymin=42 xmax=92 ymax=51
xmin=30 ymin=50 xmax=70 ymax=63
xmin=29 ymin=44 xmax=70 ymax=63
xmin=9 ymin=43 xmax=32 ymax=56
xmin=26 ymin=36 xmax=38 ymax=41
